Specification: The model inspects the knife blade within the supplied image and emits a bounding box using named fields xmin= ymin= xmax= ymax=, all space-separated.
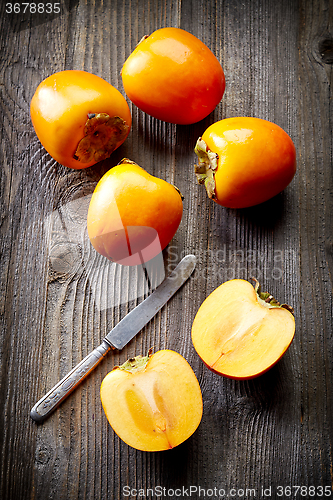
xmin=30 ymin=254 xmax=196 ymax=422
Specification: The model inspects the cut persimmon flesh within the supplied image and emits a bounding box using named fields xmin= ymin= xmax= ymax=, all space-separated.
xmin=100 ymin=350 xmax=203 ymax=451
xmin=191 ymin=279 xmax=295 ymax=379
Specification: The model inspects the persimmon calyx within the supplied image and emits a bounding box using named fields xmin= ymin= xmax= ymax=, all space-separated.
xmin=252 ymin=278 xmax=294 ymax=314
xmin=117 ymin=157 xmax=137 ymax=166
xmin=136 ymin=34 xmax=149 ymax=47
xmin=194 ymin=137 xmax=218 ymax=199
xmin=115 ymin=349 xmax=153 ymax=374
xmin=74 ymin=113 xmax=129 ymax=163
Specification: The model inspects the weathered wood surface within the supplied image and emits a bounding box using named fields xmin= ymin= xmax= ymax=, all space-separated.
xmin=1 ymin=0 xmax=332 ymax=499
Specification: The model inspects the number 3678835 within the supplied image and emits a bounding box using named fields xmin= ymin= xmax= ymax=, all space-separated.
xmin=5 ymin=3 xmax=61 ymax=14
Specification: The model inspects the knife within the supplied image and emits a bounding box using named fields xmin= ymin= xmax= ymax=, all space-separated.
xmin=30 ymin=254 xmax=196 ymax=422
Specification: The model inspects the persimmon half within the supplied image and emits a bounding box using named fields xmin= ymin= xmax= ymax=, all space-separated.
xmin=87 ymin=159 xmax=183 ymax=265
xmin=121 ymin=27 xmax=225 ymax=124
xmin=194 ymin=117 xmax=297 ymax=208
xmin=100 ymin=350 xmax=203 ymax=451
xmin=191 ymin=279 xmax=295 ymax=379
xmin=30 ymin=70 xmax=131 ymax=169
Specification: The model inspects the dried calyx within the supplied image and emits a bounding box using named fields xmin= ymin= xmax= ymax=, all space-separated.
xmin=252 ymin=278 xmax=294 ymax=314
xmin=136 ymin=34 xmax=149 ymax=47
xmin=114 ymin=348 xmax=153 ymax=374
xmin=74 ymin=113 xmax=129 ymax=163
xmin=194 ymin=137 xmax=218 ymax=199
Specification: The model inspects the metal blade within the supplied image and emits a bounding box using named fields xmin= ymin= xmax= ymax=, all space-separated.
xmin=105 ymin=254 xmax=196 ymax=350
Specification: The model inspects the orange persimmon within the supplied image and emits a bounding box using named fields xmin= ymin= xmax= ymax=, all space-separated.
xmin=191 ymin=279 xmax=295 ymax=379
xmin=30 ymin=70 xmax=131 ymax=169
xmin=194 ymin=117 xmax=297 ymax=208
xmin=121 ymin=27 xmax=225 ymax=124
xmin=100 ymin=350 xmax=203 ymax=451
xmin=87 ymin=159 xmax=183 ymax=265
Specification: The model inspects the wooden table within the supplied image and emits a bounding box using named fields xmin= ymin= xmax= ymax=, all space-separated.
xmin=1 ymin=1 xmax=332 ymax=498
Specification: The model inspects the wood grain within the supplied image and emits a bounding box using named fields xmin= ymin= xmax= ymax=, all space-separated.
xmin=0 ymin=0 xmax=332 ymax=499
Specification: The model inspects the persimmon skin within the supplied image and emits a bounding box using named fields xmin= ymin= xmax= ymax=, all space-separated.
xmin=191 ymin=279 xmax=295 ymax=379
xmin=195 ymin=117 xmax=297 ymax=208
xmin=121 ymin=27 xmax=225 ymax=124
xmin=30 ymin=70 xmax=131 ymax=169
xmin=87 ymin=159 xmax=183 ymax=265
xmin=100 ymin=350 xmax=203 ymax=452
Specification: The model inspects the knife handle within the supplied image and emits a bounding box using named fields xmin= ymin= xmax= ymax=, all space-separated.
xmin=30 ymin=341 xmax=112 ymax=423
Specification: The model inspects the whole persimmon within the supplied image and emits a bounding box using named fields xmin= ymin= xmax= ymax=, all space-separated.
xmin=30 ymin=70 xmax=131 ymax=169
xmin=121 ymin=27 xmax=225 ymax=124
xmin=100 ymin=350 xmax=203 ymax=451
xmin=87 ymin=159 xmax=183 ymax=265
xmin=194 ymin=117 xmax=297 ymax=208
xmin=191 ymin=279 xmax=295 ymax=379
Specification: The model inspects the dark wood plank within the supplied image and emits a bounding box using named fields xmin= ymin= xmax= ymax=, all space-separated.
xmin=0 ymin=0 xmax=332 ymax=499
xmin=296 ymin=0 xmax=333 ymax=485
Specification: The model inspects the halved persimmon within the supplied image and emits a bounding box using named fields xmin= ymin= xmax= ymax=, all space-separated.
xmin=191 ymin=279 xmax=295 ymax=379
xmin=100 ymin=350 xmax=203 ymax=451
xmin=30 ymin=70 xmax=131 ymax=169
xmin=87 ymin=159 xmax=183 ymax=265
